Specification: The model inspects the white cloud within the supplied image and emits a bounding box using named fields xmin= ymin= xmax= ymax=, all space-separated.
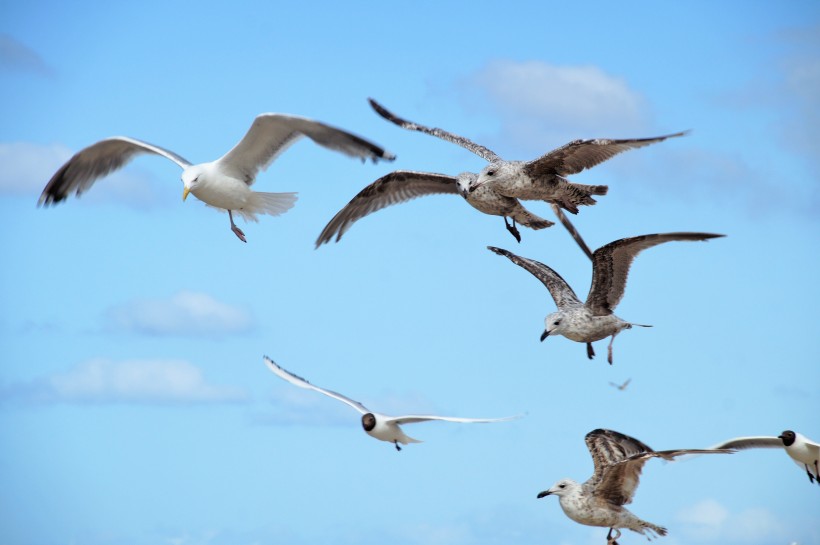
xmin=460 ymin=60 xmax=649 ymax=153
xmin=2 ymin=358 xmax=248 ymax=405
xmin=105 ymin=290 xmax=254 ymax=338
xmin=0 ymin=34 xmax=53 ymax=76
xmin=0 ymin=141 xmax=73 ymax=195
xmin=676 ymin=499 xmax=786 ymax=544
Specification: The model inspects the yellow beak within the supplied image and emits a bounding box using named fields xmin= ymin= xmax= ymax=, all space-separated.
xmin=182 ymin=186 xmax=190 ymax=201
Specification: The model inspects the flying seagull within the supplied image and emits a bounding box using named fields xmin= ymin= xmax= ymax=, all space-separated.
xmin=369 ymin=97 xmax=686 ymax=257
xmin=39 ymin=114 xmax=395 ymax=242
xmin=262 ymin=356 xmax=519 ymax=451
xmin=315 ymin=169 xmax=561 ymax=248
xmin=488 ymin=232 xmax=724 ymax=364
xmin=708 ymin=430 xmax=819 ymax=486
xmin=537 ymin=429 xmax=733 ymax=545
xmin=609 ymin=378 xmax=632 ymax=391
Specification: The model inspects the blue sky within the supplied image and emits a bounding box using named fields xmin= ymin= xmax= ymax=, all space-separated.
xmin=1 ymin=1 xmax=818 ymax=544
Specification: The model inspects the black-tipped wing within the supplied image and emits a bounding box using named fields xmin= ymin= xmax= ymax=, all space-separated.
xmin=585 ymin=429 xmax=732 ymax=506
xmin=586 ymin=232 xmax=724 ymax=316
xmin=487 ymin=246 xmax=582 ymax=309
xmin=262 ymin=356 xmax=369 ymax=415
xmin=39 ymin=136 xmax=192 ymax=206
xmin=316 ymin=170 xmax=460 ymax=246
xmin=368 ymin=98 xmax=501 ymax=163
xmin=218 ymin=114 xmax=395 ymax=185
xmin=526 ymin=132 xmax=688 ymax=178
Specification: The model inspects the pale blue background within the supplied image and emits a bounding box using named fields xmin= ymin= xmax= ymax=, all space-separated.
xmin=1 ymin=1 xmax=818 ymax=544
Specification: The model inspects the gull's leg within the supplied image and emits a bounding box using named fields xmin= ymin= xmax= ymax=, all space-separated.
xmin=504 ymin=217 xmax=522 ymax=243
xmin=806 ymin=463 xmax=817 ymax=484
xmin=607 ymin=334 xmax=616 ymax=365
xmin=814 ymin=460 xmax=819 ymax=485
xmin=606 ymin=527 xmax=621 ymax=545
xmin=586 ymin=342 xmax=595 ymax=360
xmin=228 ymin=210 xmax=247 ymax=243
xmin=394 ymin=440 xmax=402 ymax=452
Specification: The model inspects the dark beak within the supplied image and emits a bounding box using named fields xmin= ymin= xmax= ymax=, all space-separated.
xmin=540 ymin=330 xmax=549 ymax=342
xmin=536 ymin=490 xmax=551 ymax=499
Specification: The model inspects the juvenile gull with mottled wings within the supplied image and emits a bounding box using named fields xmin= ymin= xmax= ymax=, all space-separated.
xmin=488 ymin=232 xmax=724 ymax=364
xmin=263 ymin=356 xmax=519 ymax=451
xmin=315 ymin=169 xmax=556 ymax=247
xmin=537 ymin=429 xmax=733 ymax=544
xmin=369 ymin=98 xmax=686 ymax=257
xmin=709 ymin=430 xmax=820 ymax=486
xmin=40 ymin=113 xmax=394 ymax=242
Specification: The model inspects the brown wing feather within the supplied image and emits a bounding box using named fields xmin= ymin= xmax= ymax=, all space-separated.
xmin=586 ymin=232 xmax=724 ymax=316
xmin=368 ymin=98 xmax=502 ymax=163
xmin=526 ymin=132 xmax=688 ymax=178
xmin=315 ymin=170 xmax=459 ymax=246
xmin=487 ymin=247 xmax=582 ymax=309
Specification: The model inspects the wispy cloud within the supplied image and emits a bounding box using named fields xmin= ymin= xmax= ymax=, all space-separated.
xmin=676 ymin=498 xmax=788 ymax=543
xmin=0 ymin=34 xmax=53 ymax=76
xmin=459 ymin=60 xmax=649 ymax=154
xmin=1 ymin=358 xmax=248 ymax=405
xmin=105 ymin=290 xmax=254 ymax=338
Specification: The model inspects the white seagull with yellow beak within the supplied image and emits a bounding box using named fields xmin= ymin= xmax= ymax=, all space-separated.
xmin=39 ymin=113 xmax=395 ymax=242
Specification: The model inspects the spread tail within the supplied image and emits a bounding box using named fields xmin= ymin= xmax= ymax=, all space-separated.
xmin=235 ymin=191 xmax=298 ymax=222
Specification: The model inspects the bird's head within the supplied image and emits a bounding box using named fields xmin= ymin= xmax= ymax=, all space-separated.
xmin=476 ymin=161 xmax=512 ymax=188
xmin=455 ymin=172 xmax=479 ymax=197
xmin=778 ymin=430 xmax=796 ymax=446
xmin=181 ymin=166 xmax=206 ymax=202
xmin=542 ymin=312 xmax=565 ymax=341
xmin=537 ymin=478 xmax=577 ymax=499
xmin=361 ymin=413 xmax=377 ymax=432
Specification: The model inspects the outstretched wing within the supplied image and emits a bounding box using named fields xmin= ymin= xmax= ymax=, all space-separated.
xmin=387 ymin=414 xmax=521 ymax=426
xmin=217 ymin=114 xmax=395 ymax=185
xmin=585 ymin=429 xmax=731 ymax=506
xmin=39 ymin=136 xmax=192 ymax=206
xmin=709 ymin=436 xmax=783 ymax=450
xmin=487 ymin=246 xmax=582 ymax=309
xmin=262 ymin=356 xmax=369 ymax=415
xmin=526 ymin=132 xmax=688 ymax=178
xmin=315 ymin=170 xmax=460 ymax=246
xmin=368 ymin=98 xmax=501 ymax=163
xmin=586 ymin=232 xmax=724 ymax=315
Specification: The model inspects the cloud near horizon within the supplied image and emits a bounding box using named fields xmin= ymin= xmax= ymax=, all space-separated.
xmin=1 ymin=358 xmax=248 ymax=405
xmin=105 ymin=290 xmax=254 ymax=338
xmin=676 ymin=498 xmax=790 ymax=544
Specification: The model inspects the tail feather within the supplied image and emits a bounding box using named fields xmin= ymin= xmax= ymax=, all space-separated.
xmin=235 ymin=191 xmax=298 ymax=222
xmin=511 ymin=207 xmax=554 ymax=230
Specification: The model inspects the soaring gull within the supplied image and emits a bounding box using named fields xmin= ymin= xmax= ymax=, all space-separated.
xmin=39 ymin=114 xmax=395 ymax=242
xmin=488 ymin=232 xmax=724 ymax=364
xmin=369 ymin=98 xmax=686 ymax=257
xmin=609 ymin=378 xmax=632 ymax=391
xmin=708 ymin=430 xmax=819 ymax=486
xmin=315 ymin=169 xmax=559 ymax=248
xmin=537 ymin=429 xmax=733 ymax=544
xmin=263 ymin=356 xmax=520 ymax=451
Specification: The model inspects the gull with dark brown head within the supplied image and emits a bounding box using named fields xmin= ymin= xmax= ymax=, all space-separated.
xmin=708 ymin=430 xmax=819 ymax=486
xmin=370 ymin=97 xmax=686 ymax=258
xmin=488 ymin=232 xmax=724 ymax=364
xmin=40 ymin=113 xmax=395 ymax=242
xmin=315 ymin=169 xmax=555 ymax=247
xmin=263 ymin=357 xmax=519 ymax=451
xmin=537 ymin=429 xmax=733 ymax=544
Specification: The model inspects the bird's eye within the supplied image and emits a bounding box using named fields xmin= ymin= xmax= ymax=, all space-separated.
xmin=558 ymin=484 xmax=566 ymax=489
xmin=553 ymin=320 xmax=560 ymax=326
xmin=486 ymin=170 xmax=496 ymax=176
